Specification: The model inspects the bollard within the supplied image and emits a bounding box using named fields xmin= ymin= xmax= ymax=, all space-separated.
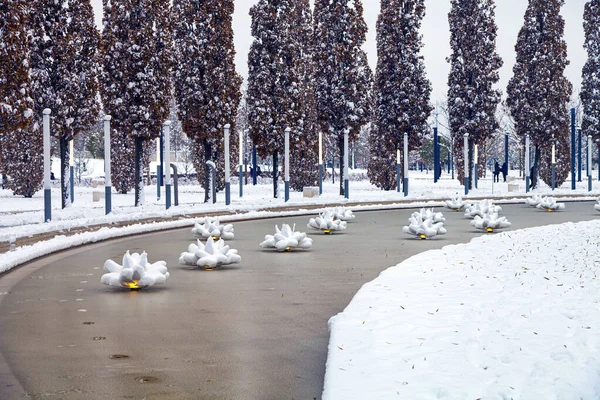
xmin=43 ymin=109 xmax=52 ymax=222
xmin=104 ymin=115 xmax=112 ymax=214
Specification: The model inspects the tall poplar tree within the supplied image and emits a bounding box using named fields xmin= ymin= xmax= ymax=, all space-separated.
xmin=581 ymin=0 xmax=600 ymax=152
xmin=0 ymin=0 xmax=39 ymax=197
xmin=507 ymin=0 xmax=572 ymax=187
xmin=314 ymin=0 xmax=373 ymax=196
xmin=369 ymin=0 xmax=432 ymax=190
xmin=447 ymin=0 xmax=503 ymax=186
xmin=174 ymin=0 xmax=241 ymax=203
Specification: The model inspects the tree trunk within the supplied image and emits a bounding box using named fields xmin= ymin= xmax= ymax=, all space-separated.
xmin=204 ymin=139 xmax=212 ymax=203
xmin=339 ymin=136 xmax=345 ymax=196
xmin=60 ymin=137 xmax=69 ymax=209
xmin=273 ymin=151 xmax=278 ymax=198
xmin=134 ymin=136 xmax=144 ymax=207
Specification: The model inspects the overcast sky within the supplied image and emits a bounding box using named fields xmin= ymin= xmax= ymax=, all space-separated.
xmin=90 ymin=0 xmax=587 ymax=103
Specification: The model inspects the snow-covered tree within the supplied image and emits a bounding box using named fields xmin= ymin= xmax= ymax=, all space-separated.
xmin=581 ymin=0 xmax=600 ymax=149
xmin=0 ymin=0 xmax=39 ymax=197
xmin=314 ymin=0 xmax=373 ymax=196
xmin=447 ymin=0 xmax=503 ymax=186
xmin=507 ymin=0 xmax=572 ymax=187
xmin=30 ymin=0 xmax=99 ymax=208
xmin=174 ymin=0 xmax=242 ymax=202
xmin=369 ymin=0 xmax=432 ymax=190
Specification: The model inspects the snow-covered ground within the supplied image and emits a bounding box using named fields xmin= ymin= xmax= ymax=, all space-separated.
xmin=323 ymin=220 xmax=600 ymax=399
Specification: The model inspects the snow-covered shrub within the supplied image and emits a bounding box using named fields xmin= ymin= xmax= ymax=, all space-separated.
xmin=402 ymin=208 xmax=447 ymax=239
xmin=525 ymin=194 xmax=542 ymax=207
xmin=308 ymin=211 xmax=347 ymax=234
xmin=444 ymin=196 xmax=467 ymax=211
xmin=328 ymin=207 xmax=356 ymax=221
xmin=179 ymin=237 xmax=241 ymax=270
xmin=260 ymin=224 xmax=313 ymax=251
xmin=536 ymin=197 xmax=565 ymax=212
xmin=101 ymin=251 xmax=169 ymax=290
xmin=464 ymin=200 xmax=502 ymax=219
xmin=471 ymin=213 xmax=512 ymax=232
xmin=191 ymin=217 xmax=234 ymax=240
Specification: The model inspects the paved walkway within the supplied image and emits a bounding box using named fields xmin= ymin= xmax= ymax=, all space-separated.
xmin=0 ymin=202 xmax=597 ymax=399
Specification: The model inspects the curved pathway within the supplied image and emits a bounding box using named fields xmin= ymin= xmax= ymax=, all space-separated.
xmin=0 ymin=202 xmax=598 ymax=399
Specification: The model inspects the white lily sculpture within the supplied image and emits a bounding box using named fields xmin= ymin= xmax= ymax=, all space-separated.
xmin=536 ymin=197 xmax=565 ymax=212
xmin=329 ymin=207 xmax=356 ymax=221
xmin=179 ymin=237 xmax=241 ymax=270
xmin=444 ymin=196 xmax=467 ymax=211
xmin=260 ymin=224 xmax=313 ymax=251
xmin=402 ymin=209 xmax=447 ymax=239
xmin=464 ymin=200 xmax=502 ymax=219
xmin=595 ymin=198 xmax=600 ymax=212
xmin=471 ymin=212 xmax=511 ymax=233
xmin=101 ymin=251 xmax=169 ymax=290
xmin=191 ymin=217 xmax=234 ymax=240
xmin=525 ymin=194 xmax=543 ymax=207
xmin=308 ymin=211 xmax=347 ymax=234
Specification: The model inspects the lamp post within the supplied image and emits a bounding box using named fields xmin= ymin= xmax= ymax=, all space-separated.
xmin=403 ymin=132 xmax=409 ymax=197
xmin=525 ymin=135 xmax=530 ymax=193
xmin=163 ymin=121 xmax=172 ymax=209
xmin=463 ymin=133 xmax=469 ymax=195
xmin=285 ymin=127 xmax=290 ymax=202
xmin=318 ymin=131 xmax=323 ymax=195
xmin=43 ymin=109 xmax=52 ymax=222
xmin=104 ymin=115 xmax=112 ymax=215
xmin=69 ymin=139 xmax=74 ymax=203
xmin=224 ymin=124 xmax=231 ymax=206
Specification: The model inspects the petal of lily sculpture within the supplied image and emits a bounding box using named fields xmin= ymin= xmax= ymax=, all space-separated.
xmin=525 ymin=194 xmax=542 ymax=207
xmin=191 ymin=217 xmax=234 ymax=240
xmin=329 ymin=207 xmax=356 ymax=221
xmin=471 ymin=212 xmax=512 ymax=233
xmin=536 ymin=197 xmax=565 ymax=212
xmin=308 ymin=211 xmax=347 ymax=234
xmin=444 ymin=196 xmax=468 ymax=211
xmin=402 ymin=208 xmax=447 ymax=239
xmin=464 ymin=200 xmax=502 ymax=219
xmin=179 ymin=237 xmax=241 ymax=270
xmin=595 ymin=198 xmax=600 ymax=212
xmin=101 ymin=251 xmax=169 ymax=290
xmin=260 ymin=224 xmax=313 ymax=251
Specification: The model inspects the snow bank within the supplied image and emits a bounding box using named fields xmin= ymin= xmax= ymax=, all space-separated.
xmin=323 ymin=220 xmax=600 ymax=400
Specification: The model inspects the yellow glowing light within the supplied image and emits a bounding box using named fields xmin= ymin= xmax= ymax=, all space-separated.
xmin=486 ymin=228 xmax=493 ymax=233
xmin=419 ymin=234 xmax=427 ymax=240
xmin=125 ymin=281 xmax=140 ymax=290
xmin=323 ymin=229 xmax=331 ymax=234
xmin=204 ymin=265 xmax=214 ymax=271
xmin=547 ymin=209 xmax=553 ymax=213
xmin=284 ymin=246 xmax=291 ymax=252
xmin=211 ymin=236 xmax=220 ymax=240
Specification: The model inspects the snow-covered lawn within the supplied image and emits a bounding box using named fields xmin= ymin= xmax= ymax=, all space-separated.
xmin=323 ymin=220 xmax=600 ymax=399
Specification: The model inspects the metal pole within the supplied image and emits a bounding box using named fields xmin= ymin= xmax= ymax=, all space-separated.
xmin=43 ymin=109 xmax=52 ymax=222
xmin=551 ymin=143 xmax=556 ymax=191
xmin=474 ymin=144 xmax=478 ymax=189
xmin=239 ymin=130 xmax=243 ymax=198
xmin=571 ymin=108 xmax=576 ymax=190
xmin=578 ymin=128 xmax=582 ymax=182
xmin=525 ymin=135 xmax=530 ymax=193
xmin=463 ymin=133 xmax=469 ymax=195
xmin=252 ymin=144 xmax=257 ymax=185
xmin=104 ymin=115 xmax=112 ymax=215
xmin=159 ymin=128 xmax=164 ymax=187
xmin=504 ymin=132 xmax=509 ymax=182
xmin=285 ymin=127 xmax=290 ymax=202
xmin=69 ymin=139 xmax=74 ymax=203
xmin=164 ymin=121 xmax=172 ymax=209
xmin=403 ymin=132 xmax=409 ymax=197
xmin=318 ymin=131 xmax=323 ymax=195
xmin=588 ymin=135 xmax=593 ymax=192
xmin=224 ymin=124 xmax=231 ymax=205
xmin=344 ymin=130 xmax=349 ymax=199
xmin=396 ymin=148 xmax=401 ymax=192
xmin=434 ymin=127 xmax=439 ymax=183
xmin=156 ymin=137 xmax=161 ymax=200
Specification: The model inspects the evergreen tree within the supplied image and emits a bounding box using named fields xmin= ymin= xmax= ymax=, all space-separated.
xmin=581 ymin=0 xmax=600 ymax=150
xmin=0 ymin=0 xmax=39 ymax=197
xmin=314 ymin=0 xmax=373 ymax=196
xmin=507 ymin=0 xmax=572 ymax=187
xmin=369 ymin=0 xmax=432 ymax=190
xmin=174 ymin=0 xmax=241 ymax=203
xmin=447 ymin=0 xmax=503 ymax=187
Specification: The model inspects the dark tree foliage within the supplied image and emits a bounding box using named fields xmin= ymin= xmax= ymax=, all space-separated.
xmin=314 ymin=0 xmax=373 ymax=196
xmin=0 ymin=0 xmax=39 ymax=197
xmin=369 ymin=0 xmax=432 ymax=190
xmin=581 ymin=0 xmax=600 ymax=148
xmin=507 ymin=0 xmax=572 ymax=187
xmin=174 ymin=0 xmax=242 ymax=202
xmin=447 ymin=0 xmax=503 ymax=187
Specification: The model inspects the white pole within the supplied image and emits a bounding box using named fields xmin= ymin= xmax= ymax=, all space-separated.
xmin=104 ymin=115 xmax=112 ymax=214
xmin=344 ymin=129 xmax=349 ymax=199
xmin=43 ymin=109 xmax=51 ymax=190
xmin=463 ymin=133 xmax=469 ymax=195
xmin=318 ymin=131 xmax=323 ymax=165
xmin=69 ymin=140 xmax=74 ymax=166
xmin=403 ymin=132 xmax=409 ymax=196
xmin=552 ymin=143 xmax=556 ymax=164
xmin=285 ymin=128 xmax=290 ymax=182
xmin=474 ymin=144 xmax=478 ymax=163
xmin=588 ymin=135 xmax=593 ymax=177
xmin=224 ymin=124 xmax=230 ymax=183
xmin=397 ymin=148 xmax=400 ymax=164
xmin=239 ymin=130 xmax=243 ymax=167
xmin=164 ymin=122 xmax=171 ymax=184
xmin=525 ymin=134 xmax=530 ymax=192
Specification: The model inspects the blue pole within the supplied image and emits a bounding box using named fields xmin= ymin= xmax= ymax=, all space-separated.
xmin=252 ymin=145 xmax=257 ymax=185
xmin=434 ymin=127 xmax=439 ymax=183
xmin=239 ymin=165 xmax=243 ymax=198
xmin=571 ymin=108 xmax=576 ymax=190
xmin=70 ymin=165 xmax=74 ymax=203
xmin=504 ymin=132 xmax=509 ymax=182
xmin=397 ymin=163 xmax=401 ymax=192
xmin=318 ymin=164 xmax=323 ymax=195
xmin=578 ymin=128 xmax=582 ymax=182
xmin=159 ymin=129 xmax=164 ymax=187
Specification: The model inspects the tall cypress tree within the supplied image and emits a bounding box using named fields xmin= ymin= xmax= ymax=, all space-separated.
xmin=447 ymin=0 xmax=503 ymax=187
xmin=0 ymin=0 xmax=40 ymax=197
xmin=314 ymin=0 xmax=373 ymax=196
xmin=369 ymin=0 xmax=432 ymax=190
xmin=174 ymin=0 xmax=241 ymax=203
xmin=507 ymin=0 xmax=572 ymax=187
xmin=581 ymin=0 xmax=600 ymax=152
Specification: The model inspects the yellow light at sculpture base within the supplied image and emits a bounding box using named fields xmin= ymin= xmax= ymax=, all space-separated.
xmin=284 ymin=246 xmax=291 ymax=252
xmin=419 ymin=234 xmax=427 ymax=240
xmin=125 ymin=281 xmax=140 ymax=290
xmin=486 ymin=228 xmax=493 ymax=233
xmin=211 ymin=236 xmax=220 ymax=240
xmin=204 ymin=266 xmax=214 ymax=271
xmin=323 ymin=230 xmax=331 ymax=235
xmin=547 ymin=209 xmax=553 ymax=213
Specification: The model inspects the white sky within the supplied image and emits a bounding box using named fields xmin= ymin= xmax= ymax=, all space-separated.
xmin=90 ymin=0 xmax=587 ymax=103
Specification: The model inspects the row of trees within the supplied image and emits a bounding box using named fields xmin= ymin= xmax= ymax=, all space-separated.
xmin=1 ymin=0 xmax=600 ymax=204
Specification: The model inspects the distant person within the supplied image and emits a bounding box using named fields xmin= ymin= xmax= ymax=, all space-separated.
xmin=493 ymin=161 xmax=500 ymax=183
xmin=501 ymin=162 xmax=507 ymax=182
xmin=50 ymin=172 xmax=55 ymax=180
xmin=529 ymin=165 xmax=537 ymax=189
